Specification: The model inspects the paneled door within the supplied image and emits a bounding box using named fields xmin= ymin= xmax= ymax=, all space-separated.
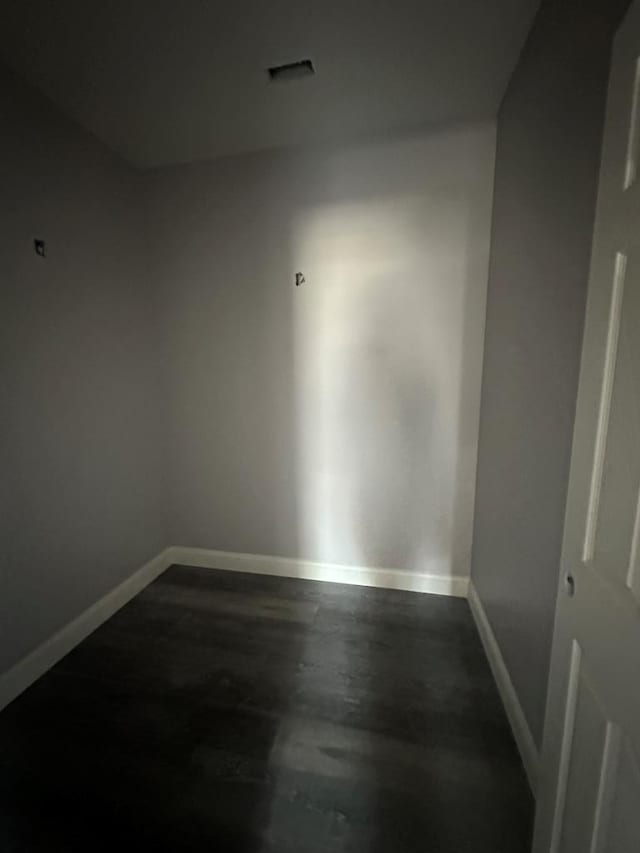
xmin=533 ymin=3 xmax=640 ymax=851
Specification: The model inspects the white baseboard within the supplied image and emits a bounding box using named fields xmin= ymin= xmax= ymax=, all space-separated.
xmin=166 ymin=545 xmax=470 ymax=598
xmin=0 ymin=544 xmax=468 ymax=712
xmin=1 ymin=546 xmax=539 ymax=803
xmin=0 ymin=544 xmax=540 ymax=799
xmin=467 ymin=579 xmax=539 ymax=795
xmin=0 ymin=548 xmax=171 ymax=713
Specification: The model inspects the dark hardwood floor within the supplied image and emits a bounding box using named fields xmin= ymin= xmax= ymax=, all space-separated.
xmin=0 ymin=565 xmax=533 ymax=852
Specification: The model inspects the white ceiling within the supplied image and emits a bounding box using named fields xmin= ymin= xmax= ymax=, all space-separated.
xmin=0 ymin=0 xmax=539 ymax=168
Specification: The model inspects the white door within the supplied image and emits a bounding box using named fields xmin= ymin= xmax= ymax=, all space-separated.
xmin=533 ymin=4 xmax=640 ymax=852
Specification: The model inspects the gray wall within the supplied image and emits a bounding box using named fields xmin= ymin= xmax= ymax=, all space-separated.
xmin=0 ymin=64 xmax=164 ymax=674
xmin=471 ymin=0 xmax=630 ymax=749
xmin=148 ymin=125 xmax=496 ymax=580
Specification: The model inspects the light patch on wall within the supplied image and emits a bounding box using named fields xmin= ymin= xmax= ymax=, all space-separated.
xmin=290 ymin=196 xmax=467 ymax=576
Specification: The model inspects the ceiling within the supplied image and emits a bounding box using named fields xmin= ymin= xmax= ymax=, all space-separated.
xmin=0 ymin=0 xmax=539 ymax=169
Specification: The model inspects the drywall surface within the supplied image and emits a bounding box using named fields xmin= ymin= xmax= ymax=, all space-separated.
xmin=0 ymin=63 xmax=165 ymax=675
xmin=470 ymin=0 xmax=630 ymax=749
xmin=148 ymin=123 xmax=496 ymax=580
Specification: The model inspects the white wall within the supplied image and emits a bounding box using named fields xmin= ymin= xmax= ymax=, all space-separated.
xmin=149 ymin=122 xmax=496 ymax=580
xmin=0 ymin=63 xmax=165 ymax=675
xmin=1 ymin=66 xmax=494 ymax=682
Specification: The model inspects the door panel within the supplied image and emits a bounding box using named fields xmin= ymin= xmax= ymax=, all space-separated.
xmin=594 ymin=252 xmax=640 ymax=588
xmin=558 ymin=660 xmax=608 ymax=853
xmin=604 ymin=739 xmax=640 ymax=852
xmin=533 ymin=3 xmax=640 ymax=851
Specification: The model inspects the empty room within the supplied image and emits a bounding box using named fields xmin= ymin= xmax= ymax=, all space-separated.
xmin=1 ymin=0 xmax=639 ymax=851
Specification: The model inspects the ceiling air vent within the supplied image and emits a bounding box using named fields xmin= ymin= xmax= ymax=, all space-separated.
xmin=268 ymin=59 xmax=315 ymax=82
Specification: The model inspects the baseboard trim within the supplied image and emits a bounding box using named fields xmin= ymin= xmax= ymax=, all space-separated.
xmin=0 ymin=544 xmax=541 ymax=797
xmin=0 ymin=548 xmax=171 ymax=713
xmin=166 ymin=545 xmax=470 ymax=598
xmin=1 ymin=547 xmax=540 ymax=800
xmin=0 ymin=544 xmax=468 ymax=712
xmin=467 ymin=579 xmax=539 ymax=795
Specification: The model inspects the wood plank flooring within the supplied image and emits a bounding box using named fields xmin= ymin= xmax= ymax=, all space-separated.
xmin=0 ymin=565 xmax=533 ymax=852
